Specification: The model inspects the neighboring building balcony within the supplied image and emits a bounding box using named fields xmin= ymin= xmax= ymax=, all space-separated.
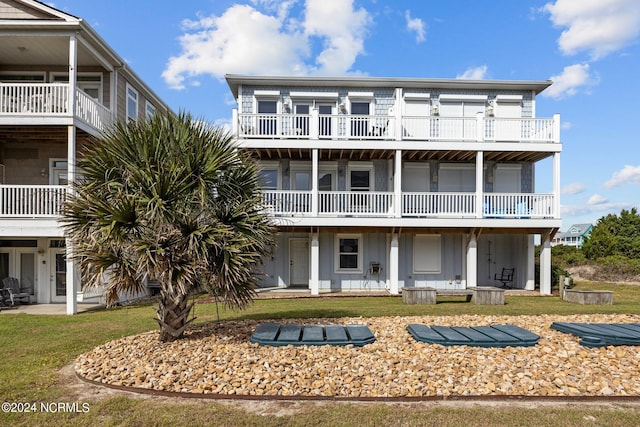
xmin=0 ymin=185 xmax=67 ymax=218
xmin=0 ymin=83 xmax=113 ymax=133
xmin=262 ymin=190 xmax=557 ymax=220
xmin=233 ymin=110 xmax=560 ymax=144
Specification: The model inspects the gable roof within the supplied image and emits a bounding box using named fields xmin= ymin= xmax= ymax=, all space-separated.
xmin=555 ymin=223 xmax=593 ymax=239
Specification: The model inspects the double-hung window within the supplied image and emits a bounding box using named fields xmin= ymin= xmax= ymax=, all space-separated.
xmin=126 ymin=84 xmax=138 ymax=121
xmin=335 ymin=234 xmax=362 ymax=273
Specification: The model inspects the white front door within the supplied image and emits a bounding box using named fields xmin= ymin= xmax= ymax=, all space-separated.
xmin=50 ymin=249 xmax=67 ymax=303
xmin=289 ymin=238 xmax=309 ymax=287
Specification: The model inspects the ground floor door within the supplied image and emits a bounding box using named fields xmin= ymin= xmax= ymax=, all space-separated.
xmin=289 ymin=238 xmax=309 ymax=287
xmin=50 ymin=249 xmax=67 ymax=303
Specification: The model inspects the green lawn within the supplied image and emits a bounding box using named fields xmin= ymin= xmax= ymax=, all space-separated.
xmin=2 ymin=281 xmax=640 ymax=426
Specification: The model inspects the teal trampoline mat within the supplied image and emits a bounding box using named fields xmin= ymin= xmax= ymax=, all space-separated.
xmin=407 ymin=324 xmax=539 ymax=347
xmin=250 ymin=323 xmax=376 ymax=347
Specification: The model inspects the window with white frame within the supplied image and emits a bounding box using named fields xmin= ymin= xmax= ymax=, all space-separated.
xmin=145 ymin=101 xmax=156 ymax=120
xmin=52 ymin=73 xmax=103 ymax=103
xmin=258 ymin=162 xmax=279 ymax=190
xmin=348 ymin=163 xmax=373 ymax=192
xmin=335 ymin=234 xmax=362 ymax=273
xmin=126 ymin=84 xmax=138 ymax=121
xmin=413 ymin=234 xmax=441 ymax=274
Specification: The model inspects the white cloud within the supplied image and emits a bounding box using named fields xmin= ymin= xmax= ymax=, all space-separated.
xmin=561 ymin=201 xmax=630 ymax=218
xmin=405 ymin=10 xmax=426 ymax=43
xmin=543 ymin=0 xmax=640 ymax=59
xmin=542 ymin=63 xmax=597 ymax=99
xmin=561 ymin=182 xmax=585 ymax=195
xmin=603 ymin=165 xmax=640 ymax=188
xmin=303 ymin=0 xmax=372 ymax=75
xmin=561 ymin=121 xmax=572 ymax=130
xmin=162 ymin=0 xmax=372 ymax=89
xmin=456 ymin=65 xmax=488 ymax=80
xmin=588 ymin=194 xmax=608 ymax=205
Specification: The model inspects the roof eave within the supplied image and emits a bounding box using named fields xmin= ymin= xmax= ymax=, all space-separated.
xmin=225 ymin=74 xmax=553 ymax=98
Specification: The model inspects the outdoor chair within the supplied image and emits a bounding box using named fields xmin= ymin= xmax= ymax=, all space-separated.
xmin=1 ymin=277 xmax=31 ymax=305
xmin=494 ymin=268 xmax=514 ymax=289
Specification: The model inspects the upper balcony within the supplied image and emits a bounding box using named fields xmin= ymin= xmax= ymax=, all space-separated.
xmin=0 ymin=82 xmax=113 ymax=134
xmin=233 ymin=110 xmax=560 ymax=145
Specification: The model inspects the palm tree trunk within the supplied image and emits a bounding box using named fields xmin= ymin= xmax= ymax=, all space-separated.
xmin=156 ymin=289 xmax=195 ymax=342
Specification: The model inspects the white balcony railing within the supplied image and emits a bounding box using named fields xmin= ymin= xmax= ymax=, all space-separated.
xmin=0 ymin=185 xmax=557 ymax=220
xmin=0 ymin=83 xmax=69 ymax=115
xmin=75 ymin=88 xmax=113 ymax=131
xmin=262 ymin=190 xmax=312 ymax=215
xmin=483 ymin=193 xmax=555 ymax=218
xmin=236 ymin=111 xmax=560 ymax=143
xmin=239 ymin=113 xmax=395 ymax=140
xmin=319 ymin=191 xmax=394 ymax=216
xmin=403 ymin=192 xmax=476 ymax=217
xmin=0 ymin=185 xmax=68 ymax=218
xmin=0 ymin=83 xmax=113 ymax=132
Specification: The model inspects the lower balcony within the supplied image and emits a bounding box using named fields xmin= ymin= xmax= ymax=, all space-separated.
xmin=262 ymin=190 xmax=556 ymax=219
xmin=0 ymin=186 xmax=557 ymax=222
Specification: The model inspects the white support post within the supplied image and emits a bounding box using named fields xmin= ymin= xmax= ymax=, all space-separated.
xmin=68 ymin=33 xmax=77 ymax=117
xmin=476 ymin=112 xmax=484 ymax=142
xmin=394 ymin=88 xmax=402 ymax=141
xmin=310 ymin=108 xmax=319 ymax=139
xmin=66 ymin=33 xmax=78 ymax=315
xmin=231 ymin=108 xmax=238 ymax=136
xmin=311 ymin=149 xmax=318 ymax=216
xmin=310 ymin=231 xmax=319 ymax=295
xmin=66 ymin=124 xmax=77 ymax=315
xmin=553 ymin=152 xmax=561 ymax=218
xmin=394 ymin=149 xmax=402 ymax=217
xmin=540 ymin=232 xmax=552 ymax=295
xmin=553 ymin=113 xmax=561 ymax=143
xmin=476 ymin=151 xmax=484 ymax=218
xmin=389 ymin=233 xmax=399 ymax=294
xmin=526 ymin=235 xmax=535 ymax=290
xmin=466 ymin=232 xmax=477 ymax=288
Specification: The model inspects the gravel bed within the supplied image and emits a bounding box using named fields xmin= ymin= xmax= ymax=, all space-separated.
xmin=75 ymin=314 xmax=640 ymax=398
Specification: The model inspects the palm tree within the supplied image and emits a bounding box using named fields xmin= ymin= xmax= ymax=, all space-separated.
xmin=63 ymin=112 xmax=275 ymax=342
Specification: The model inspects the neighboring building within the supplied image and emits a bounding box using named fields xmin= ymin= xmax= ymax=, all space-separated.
xmin=0 ymin=0 xmax=170 ymax=313
xmin=226 ymin=74 xmax=562 ymax=295
xmin=552 ymin=223 xmax=593 ymax=248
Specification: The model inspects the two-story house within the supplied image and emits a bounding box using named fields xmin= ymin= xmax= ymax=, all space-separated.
xmin=226 ymin=75 xmax=562 ymax=296
xmin=0 ymin=0 xmax=169 ymax=313
xmin=552 ymin=223 xmax=592 ymax=248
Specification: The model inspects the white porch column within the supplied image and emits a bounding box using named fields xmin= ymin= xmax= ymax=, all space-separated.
xmin=540 ymin=232 xmax=552 ymax=295
xmin=475 ymin=151 xmax=484 ymax=218
xmin=310 ymin=108 xmax=319 ymax=139
xmin=310 ymin=230 xmax=319 ymax=295
xmin=311 ymin=149 xmax=318 ymax=216
xmin=231 ymin=108 xmax=238 ymax=135
xmin=394 ymin=149 xmax=402 ymax=217
xmin=466 ymin=232 xmax=477 ymax=288
xmin=394 ymin=88 xmax=402 ymax=141
xmin=66 ymin=33 xmax=78 ymax=315
xmin=389 ymin=232 xmax=399 ymax=294
xmin=553 ymin=152 xmax=561 ymax=218
xmin=526 ymin=235 xmax=535 ymax=290
xmin=476 ymin=112 xmax=484 ymax=142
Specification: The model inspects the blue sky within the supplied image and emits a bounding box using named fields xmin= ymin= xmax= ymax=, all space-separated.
xmin=50 ymin=0 xmax=640 ymax=231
